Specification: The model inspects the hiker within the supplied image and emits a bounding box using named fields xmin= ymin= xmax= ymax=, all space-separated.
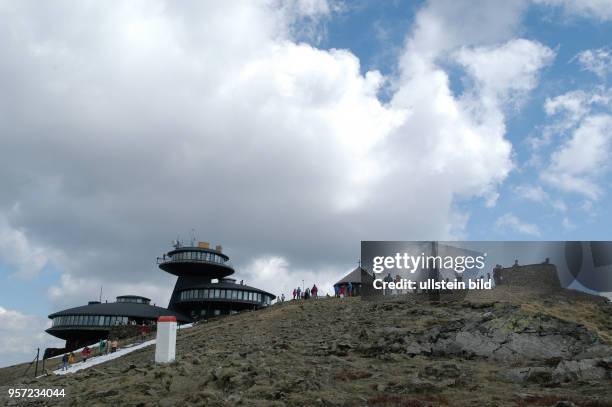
xmin=383 ymin=273 xmax=393 ymax=295
xmin=68 ymin=352 xmax=75 ymax=365
xmin=296 ymin=287 xmax=301 ymax=300
xmin=394 ymin=274 xmax=402 ymax=294
xmin=141 ymin=323 xmax=147 ymax=342
xmin=99 ymin=339 xmax=105 ymax=355
xmin=292 ymin=288 xmax=296 ymax=300
xmin=311 ymin=284 xmax=318 ymax=299
xmin=280 ymin=293 xmax=285 ymax=302
xmin=61 ymin=353 xmax=69 ymax=371
xmin=348 ymin=282 xmax=353 ymax=297
xmin=334 ymin=285 xmax=339 ymax=298
xmin=81 ymin=346 xmax=91 ymax=362
xmin=305 ymin=287 xmax=310 ymax=300
xmin=111 ymin=339 xmax=118 ymax=353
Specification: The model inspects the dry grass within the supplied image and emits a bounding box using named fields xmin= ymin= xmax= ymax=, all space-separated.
xmin=521 ymin=300 xmax=612 ymax=344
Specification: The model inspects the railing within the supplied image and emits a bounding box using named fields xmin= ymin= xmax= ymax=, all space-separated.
xmin=157 ymin=256 xmax=233 ymax=269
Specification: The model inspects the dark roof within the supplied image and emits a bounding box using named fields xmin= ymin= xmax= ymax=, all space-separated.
xmin=48 ymin=302 xmax=190 ymax=322
xmin=179 ymin=281 xmax=276 ymax=299
xmin=335 ymin=266 xmax=364 ymax=285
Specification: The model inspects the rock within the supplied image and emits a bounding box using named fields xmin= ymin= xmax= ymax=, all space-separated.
xmin=525 ymin=367 xmax=553 ymax=384
xmin=503 ymin=367 xmax=553 ymax=384
xmin=482 ymin=311 xmax=494 ymax=321
xmin=553 ymin=358 xmax=610 ymax=382
xmin=503 ymin=367 xmax=530 ymax=383
xmin=551 ymin=401 xmax=577 ymax=407
xmin=405 ymin=341 xmax=432 ymax=356
xmin=94 ymin=389 xmax=120 ymax=398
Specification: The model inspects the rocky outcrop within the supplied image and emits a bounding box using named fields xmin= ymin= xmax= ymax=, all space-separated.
xmin=362 ymin=303 xmax=609 ymax=363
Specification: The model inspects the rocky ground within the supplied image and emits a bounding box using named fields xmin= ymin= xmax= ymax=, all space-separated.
xmin=1 ymin=287 xmax=611 ymax=406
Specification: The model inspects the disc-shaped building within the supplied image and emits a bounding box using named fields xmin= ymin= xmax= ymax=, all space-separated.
xmin=46 ymin=295 xmax=190 ymax=350
xmin=158 ymin=241 xmax=276 ymax=319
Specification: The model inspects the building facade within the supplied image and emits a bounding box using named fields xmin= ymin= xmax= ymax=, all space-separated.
xmin=46 ymin=295 xmax=190 ymax=351
xmin=158 ymin=241 xmax=275 ymax=319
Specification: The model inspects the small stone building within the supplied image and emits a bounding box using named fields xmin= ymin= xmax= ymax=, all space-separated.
xmin=334 ymin=266 xmax=365 ymax=296
xmin=493 ymin=260 xmax=561 ymax=290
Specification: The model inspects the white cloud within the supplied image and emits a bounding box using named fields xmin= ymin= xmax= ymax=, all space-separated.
xmin=0 ymin=1 xmax=552 ymax=316
xmin=0 ymin=306 xmax=63 ymax=367
xmin=496 ymin=212 xmax=541 ymax=236
xmin=48 ymin=273 xmax=177 ymax=310
xmin=241 ymin=255 xmax=344 ymax=298
xmin=575 ymin=47 xmax=612 ymax=78
xmin=535 ymin=80 xmax=612 ymax=202
xmin=541 ymin=114 xmax=612 ymax=199
xmin=514 ymin=184 xmax=548 ymax=202
xmin=530 ymin=87 xmax=612 ymax=150
xmin=455 ymin=39 xmax=555 ymax=109
xmin=513 ymin=184 xmax=567 ymax=212
xmin=562 ymin=217 xmax=575 ymax=230
xmin=0 ymin=215 xmax=66 ymax=278
xmin=534 ymin=0 xmax=612 ymax=21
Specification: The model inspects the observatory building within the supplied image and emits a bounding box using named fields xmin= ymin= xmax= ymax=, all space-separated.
xmin=46 ymin=295 xmax=190 ymax=351
xmin=158 ymin=241 xmax=276 ymax=320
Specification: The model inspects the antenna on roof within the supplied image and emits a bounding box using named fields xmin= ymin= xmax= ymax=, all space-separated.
xmin=99 ymin=285 xmax=103 ymax=303
xmin=190 ymin=228 xmax=196 ymax=246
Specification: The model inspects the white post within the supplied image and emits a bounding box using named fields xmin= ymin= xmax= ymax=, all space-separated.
xmin=155 ymin=316 xmax=177 ymax=363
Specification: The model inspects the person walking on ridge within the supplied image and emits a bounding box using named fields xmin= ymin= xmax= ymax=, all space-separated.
xmin=81 ymin=346 xmax=91 ymax=362
xmin=61 ymin=353 xmax=68 ymax=371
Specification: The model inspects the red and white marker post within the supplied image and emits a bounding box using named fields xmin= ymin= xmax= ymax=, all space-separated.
xmin=155 ymin=316 xmax=177 ymax=363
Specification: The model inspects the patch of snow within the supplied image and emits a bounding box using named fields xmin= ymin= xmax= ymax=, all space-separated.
xmin=53 ymin=339 xmax=156 ymax=375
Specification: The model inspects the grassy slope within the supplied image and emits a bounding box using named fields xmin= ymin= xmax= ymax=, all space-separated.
xmin=0 ymin=291 xmax=610 ymax=407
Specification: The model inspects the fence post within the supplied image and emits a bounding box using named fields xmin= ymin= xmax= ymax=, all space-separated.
xmin=34 ymin=348 xmax=40 ymax=377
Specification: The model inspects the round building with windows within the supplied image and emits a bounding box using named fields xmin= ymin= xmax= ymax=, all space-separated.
xmin=46 ymin=295 xmax=190 ymax=350
xmin=158 ymin=241 xmax=275 ymax=319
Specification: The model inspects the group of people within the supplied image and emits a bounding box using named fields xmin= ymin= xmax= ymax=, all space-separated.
xmin=60 ymin=338 xmax=119 ymax=371
xmin=292 ymin=284 xmax=318 ymax=300
xmin=99 ymin=338 xmax=119 ymax=354
xmin=334 ymin=282 xmax=354 ymax=297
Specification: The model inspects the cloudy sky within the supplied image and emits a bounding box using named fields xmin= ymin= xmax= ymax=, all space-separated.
xmin=0 ymin=0 xmax=611 ymax=367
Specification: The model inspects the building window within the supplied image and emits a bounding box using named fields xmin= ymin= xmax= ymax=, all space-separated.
xmin=214 ymin=289 xmax=220 ymax=298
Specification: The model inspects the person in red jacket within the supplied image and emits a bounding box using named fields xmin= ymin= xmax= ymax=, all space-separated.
xmin=81 ymin=346 xmax=91 ymax=362
xmin=311 ymin=284 xmax=318 ymax=299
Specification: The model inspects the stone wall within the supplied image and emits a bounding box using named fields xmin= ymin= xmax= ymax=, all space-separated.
xmin=493 ymin=263 xmax=561 ymax=290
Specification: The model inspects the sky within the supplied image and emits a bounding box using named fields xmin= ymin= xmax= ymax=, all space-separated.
xmin=0 ymin=0 xmax=611 ymax=367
